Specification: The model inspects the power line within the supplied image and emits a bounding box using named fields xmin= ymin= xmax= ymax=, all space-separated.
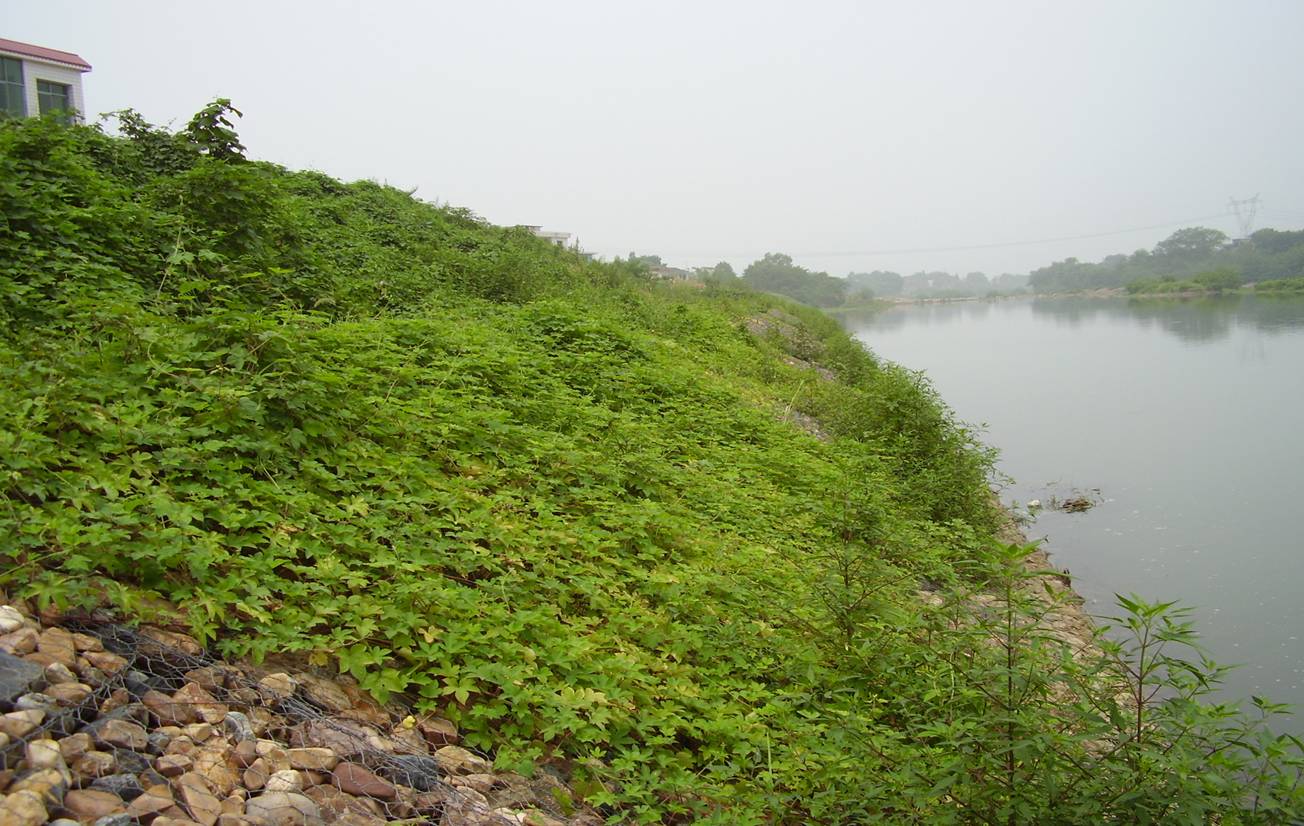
xmin=1228 ymin=195 xmax=1261 ymax=239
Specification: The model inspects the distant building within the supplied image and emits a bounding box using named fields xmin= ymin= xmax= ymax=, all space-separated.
xmin=521 ymin=226 xmax=573 ymax=248
xmin=0 ymin=38 xmax=91 ymax=119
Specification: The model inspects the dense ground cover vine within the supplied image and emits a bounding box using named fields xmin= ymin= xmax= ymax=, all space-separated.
xmin=2 ymin=108 xmax=1300 ymax=822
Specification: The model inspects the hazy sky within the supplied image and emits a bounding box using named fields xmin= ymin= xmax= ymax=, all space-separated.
xmin=8 ymin=1 xmax=1304 ymax=275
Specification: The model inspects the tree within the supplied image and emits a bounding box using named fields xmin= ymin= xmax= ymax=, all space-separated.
xmin=742 ymin=253 xmax=846 ymax=307
xmin=1154 ymin=227 xmax=1228 ymax=259
xmin=697 ymin=261 xmax=737 ymax=284
xmin=847 ymin=270 xmax=903 ymax=297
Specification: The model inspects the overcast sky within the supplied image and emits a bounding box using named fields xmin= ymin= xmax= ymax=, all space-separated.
xmin=8 ymin=0 xmax=1304 ymax=275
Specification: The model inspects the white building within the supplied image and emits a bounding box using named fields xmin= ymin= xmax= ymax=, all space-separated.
xmin=0 ymin=38 xmax=91 ymax=119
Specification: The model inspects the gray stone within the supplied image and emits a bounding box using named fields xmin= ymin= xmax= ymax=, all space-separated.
xmin=245 ymin=791 xmax=323 ymax=826
xmin=0 ymin=605 xmax=28 ymax=634
xmin=15 ymin=692 xmax=59 ymax=712
xmin=91 ymin=815 xmax=135 ymax=826
xmin=382 ymin=753 xmax=444 ymax=791
xmin=91 ymin=772 xmax=145 ymax=800
xmin=110 ymin=747 xmax=151 ymax=775
xmin=0 ymin=651 xmax=45 ymax=704
xmin=224 ymin=710 xmax=255 ymax=742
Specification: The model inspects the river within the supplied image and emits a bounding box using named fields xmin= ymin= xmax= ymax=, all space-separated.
xmin=839 ymin=294 xmax=1304 ymax=727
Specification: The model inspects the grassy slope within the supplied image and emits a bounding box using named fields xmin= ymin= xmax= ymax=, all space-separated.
xmin=3 ymin=113 xmax=1300 ymax=823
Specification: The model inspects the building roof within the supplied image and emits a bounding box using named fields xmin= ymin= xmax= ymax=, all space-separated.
xmin=0 ymin=38 xmax=92 ymax=71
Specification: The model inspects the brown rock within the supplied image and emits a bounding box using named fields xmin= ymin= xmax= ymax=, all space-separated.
xmin=44 ymin=682 xmax=93 ymax=705
xmin=43 ymin=661 xmax=78 ymax=685
xmin=0 ymin=627 xmax=40 ymax=655
xmin=9 ymin=767 xmax=67 ymax=803
xmin=184 ymin=666 xmax=230 ymax=692
xmin=99 ymin=688 xmax=130 ymax=713
xmin=329 ymin=763 xmax=395 ymax=800
xmin=0 ymin=709 xmax=44 ymax=738
xmin=286 ymin=748 xmax=337 ymax=772
xmin=256 ymin=673 xmax=296 ymax=702
xmin=63 ymin=788 xmax=128 ymax=821
xmin=173 ymin=683 xmax=228 ymax=726
xmin=194 ymin=747 xmax=238 ymax=797
xmin=0 ymin=768 xmax=13 ymax=792
xmin=141 ymin=627 xmax=205 ymax=657
xmin=25 ymin=738 xmax=67 ymax=772
xmin=254 ymin=742 xmax=289 ymax=772
xmin=128 ymin=785 xmax=176 ymax=819
xmin=72 ymin=751 xmax=117 ymax=779
xmin=243 ymin=758 xmax=270 ymax=792
xmin=244 ymin=791 xmax=322 ymax=826
xmin=92 ymin=718 xmax=148 ymax=751
xmin=295 ymin=675 xmax=351 ymax=713
xmin=522 ymin=810 xmax=567 ymax=826
xmin=458 ymin=773 xmax=502 ymax=794
xmin=232 ymin=740 xmax=259 ymax=768
xmin=154 ymin=813 xmax=201 ymax=826
xmin=416 ymin=715 xmax=460 ymax=746
xmin=216 ymin=816 xmax=252 ymax=826
xmin=388 ymin=726 xmax=429 ymax=756
xmin=302 ymin=784 xmax=385 ymax=820
xmin=70 ymin=632 xmax=103 ymax=653
xmin=184 ymin=722 xmax=215 ymax=742
xmin=244 ymin=708 xmax=280 ymax=737
xmin=3 ymin=789 xmax=48 ymax=826
xmin=264 ymin=771 xmax=303 ymax=794
xmin=58 ymin=733 xmax=93 ymax=763
xmin=157 ymin=754 xmax=194 ymax=778
xmin=37 ymin=627 xmax=77 ymax=666
xmin=81 ymin=650 xmax=128 ymax=675
xmin=145 ymin=689 xmax=200 ymax=726
xmin=175 ymin=771 xmax=223 ymax=826
xmin=435 ymin=745 xmax=494 ymax=775
xmin=289 ymin=719 xmax=388 ymax=759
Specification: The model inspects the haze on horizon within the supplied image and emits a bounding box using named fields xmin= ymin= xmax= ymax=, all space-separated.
xmin=7 ymin=0 xmax=1304 ymax=278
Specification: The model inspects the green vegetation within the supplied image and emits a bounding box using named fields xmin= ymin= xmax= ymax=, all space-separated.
xmin=1254 ymin=275 xmax=1304 ymax=294
xmin=3 ymin=108 xmax=1302 ymax=822
xmin=741 ymin=252 xmax=848 ymax=307
xmin=1032 ymin=226 xmax=1304 ymax=294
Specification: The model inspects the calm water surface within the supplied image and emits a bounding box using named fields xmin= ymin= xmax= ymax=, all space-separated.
xmin=840 ymin=295 xmax=1304 ymax=725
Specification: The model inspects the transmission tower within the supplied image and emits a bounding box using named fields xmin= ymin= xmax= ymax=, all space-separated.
xmin=1228 ymin=194 xmax=1261 ymax=239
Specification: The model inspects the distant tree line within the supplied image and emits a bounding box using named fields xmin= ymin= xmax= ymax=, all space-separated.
xmin=1029 ymin=226 xmax=1304 ymax=293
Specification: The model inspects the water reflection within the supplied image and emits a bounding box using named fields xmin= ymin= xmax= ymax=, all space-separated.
xmin=840 ymin=295 xmax=1304 ymax=344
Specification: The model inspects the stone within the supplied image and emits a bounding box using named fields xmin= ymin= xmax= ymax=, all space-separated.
xmin=157 ymin=754 xmax=195 ymax=777
xmin=388 ymin=726 xmax=430 ymax=756
xmin=0 ymin=627 xmax=40 ymax=656
xmin=302 ymin=785 xmax=385 ymax=820
xmin=8 ymin=767 xmax=68 ymax=805
xmin=59 ymin=733 xmax=93 ymax=762
xmin=0 ymin=605 xmax=30 ymax=634
xmin=435 ymin=745 xmax=494 ymax=775
xmin=149 ymin=730 xmax=173 ymax=754
xmin=0 ymin=709 xmax=44 ymax=738
xmin=71 ymin=633 xmax=103 ymax=653
xmin=288 ymin=719 xmax=388 ymax=759
xmin=49 ymin=820 xmax=82 ymax=826
xmin=459 ymin=773 xmax=502 ymax=794
xmin=193 ymin=747 xmax=238 ymax=797
xmin=167 ymin=735 xmax=198 ymax=756
xmin=140 ymin=627 xmax=205 ymax=658
xmin=44 ymin=661 xmax=78 ymax=685
xmin=183 ymin=667 xmax=229 ymax=692
xmin=2 ymin=789 xmax=48 ymax=826
xmin=243 ymin=759 xmax=270 ymax=792
xmin=184 ymin=722 xmax=214 ymax=742
xmin=99 ymin=688 xmax=130 ymax=714
xmin=145 ymin=689 xmax=200 ymax=726
xmin=245 ymin=791 xmax=322 ymax=826
xmin=381 ymin=754 xmax=443 ymax=791
xmin=91 ymin=814 xmax=136 ymax=826
xmin=329 ymin=763 xmax=395 ymax=800
xmin=521 ymin=810 xmax=567 ymax=826
xmin=286 ymin=748 xmax=337 ymax=772
xmin=72 ymin=751 xmax=117 ymax=779
xmin=220 ymin=793 xmax=244 ymax=815
xmin=91 ymin=718 xmax=148 ymax=751
xmin=63 ymin=789 xmax=128 ymax=821
xmin=45 ymin=682 xmax=93 ymax=705
xmin=91 ymin=773 xmax=145 ymax=801
xmin=417 ymin=715 xmax=464 ymax=746
xmin=0 ymin=651 xmax=45 ymax=705
xmin=173 ymin=683 xmax=228 ymax=726
xmin=224 ymin=711 xmax=255 ymax=743
xmin=264 ymin=770 xmax=304 ymax=794
xmin=81 ymin=651 xmax=128 ymax=676
xmin=111 ymin=747 xmax=151 ymax=775
xmin=37 ymin=628 xmax=78 ymax=666
xmin=175 ymin=771 xmax=222 ymax=826
xmin=15 ymin=692 xmax=58 ymax=712
xmin=127 ymin=785 xmax=175 ymax=819
xmin=26 ymin=738 xmax=69 ymax=773
xmin=232 ymin=740 xmax=259 ymax=768
xmin=295 ymin=675 xmax=351 ymax=713
xmin=244 ymin=708 xmax=280 ymax=737
xmin=256 ymin=673 xmax=296 ymax=702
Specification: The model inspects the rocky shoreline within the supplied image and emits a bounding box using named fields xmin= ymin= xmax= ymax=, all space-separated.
xmin=0 ymin=601 xmax=601 ymax=826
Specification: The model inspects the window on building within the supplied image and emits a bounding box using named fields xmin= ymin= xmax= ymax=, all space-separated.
xmin=37 ymin=79 xmax=72 ymax=116
xmin=0 ymin=57 xmax=25 ymax=118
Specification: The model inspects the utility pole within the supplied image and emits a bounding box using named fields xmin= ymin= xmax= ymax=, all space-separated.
xmin=1228 ymin=195 xmax=1261 ymax=240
